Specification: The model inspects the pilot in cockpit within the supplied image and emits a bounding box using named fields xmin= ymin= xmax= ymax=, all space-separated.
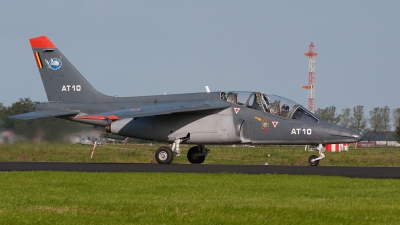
xmin=281 ymin=104 xmax=290 ymax=117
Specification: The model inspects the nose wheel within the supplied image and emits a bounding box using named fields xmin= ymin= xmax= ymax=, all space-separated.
xmin=308 ymin=155 xmax=320 ymax=166
xmin=308 ymin=144 xmax=325 ymax=166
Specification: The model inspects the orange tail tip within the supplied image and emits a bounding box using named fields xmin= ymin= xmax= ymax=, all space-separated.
xmin=30 ymin=36 xmax=56 ymax=49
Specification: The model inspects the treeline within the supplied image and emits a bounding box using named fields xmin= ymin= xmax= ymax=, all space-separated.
xmin=0 ymin=98 xmax=90 ymax=142
xmin=315 ymin=106 xmax=400 ymax=142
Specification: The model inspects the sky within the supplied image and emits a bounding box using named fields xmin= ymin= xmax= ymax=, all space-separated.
xmin=0 ymin=1 xmax=399 ymax=123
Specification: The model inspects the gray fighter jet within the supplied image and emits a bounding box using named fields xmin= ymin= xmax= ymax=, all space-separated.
xmin=11 ymin=36 xmax=362 ymax=166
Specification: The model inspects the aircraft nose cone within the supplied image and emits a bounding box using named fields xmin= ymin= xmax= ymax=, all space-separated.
xmin=351 ymin=131 xmax=363 ymax=142
xmin=329 ymin=124 xmax=363 ymax=142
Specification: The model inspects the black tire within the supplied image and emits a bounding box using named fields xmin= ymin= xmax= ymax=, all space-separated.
xmin=155 ymin=146 xmax=174 ymax=164
xmin=308 ymin=155 xmax=320 ymax=166
xmin=187 ymin=146 xmax=206 ymax=164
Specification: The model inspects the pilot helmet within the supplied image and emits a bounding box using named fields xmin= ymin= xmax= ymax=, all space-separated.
xmin=281 ymin=104 xmax=289 ymax=112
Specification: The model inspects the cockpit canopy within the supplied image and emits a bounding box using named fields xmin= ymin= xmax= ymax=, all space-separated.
xmin=221 ymin=91 xmax=319 ymax=122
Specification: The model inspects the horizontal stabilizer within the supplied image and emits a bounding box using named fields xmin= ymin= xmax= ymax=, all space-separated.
xmin=9 ymin=110 xmax=79 ymax=120
xmin=74 ymin=100 xmax=230 ymax=121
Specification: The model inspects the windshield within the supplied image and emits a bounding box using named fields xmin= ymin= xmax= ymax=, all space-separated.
xmin=291 ymin=107 xmax=319 ymax=122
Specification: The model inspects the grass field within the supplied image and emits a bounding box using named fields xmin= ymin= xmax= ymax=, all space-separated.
xmin=1 ymin=172 xmax=400 ymax=225
xmin=1 ymin=142 xmax=400 ymax=224
xmin=1 ymin=142 xmax=399 ymax=166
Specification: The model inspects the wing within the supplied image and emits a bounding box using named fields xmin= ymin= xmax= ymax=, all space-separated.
xmin=9 ymin=109 xmax=79 ymax=120
xmin=74 ymin=100 xmax=231 ymax=121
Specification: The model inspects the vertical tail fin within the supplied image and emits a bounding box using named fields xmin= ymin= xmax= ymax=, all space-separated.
xmin=30 ymin=36 xmax=111 ymax=103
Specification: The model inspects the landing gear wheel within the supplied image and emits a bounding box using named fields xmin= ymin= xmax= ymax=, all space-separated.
xmin=155 ymin=146 xmax=174 ymax=164
xmin=308 ymin=155 xmax=320 ymax=166
xmin=187 ymin=146 xmax=206 ymax=164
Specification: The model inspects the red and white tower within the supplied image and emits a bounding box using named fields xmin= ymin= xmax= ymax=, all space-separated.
xmin=302 ymin=42 xmax=317 ymax=113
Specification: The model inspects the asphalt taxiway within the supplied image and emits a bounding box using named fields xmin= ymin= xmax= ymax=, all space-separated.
xmin=1 ymin=162 xmax=399 ymax=178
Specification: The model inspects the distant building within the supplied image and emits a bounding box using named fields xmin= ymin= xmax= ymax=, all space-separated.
xmin=360 ymin=131 xmax=400 ymax=147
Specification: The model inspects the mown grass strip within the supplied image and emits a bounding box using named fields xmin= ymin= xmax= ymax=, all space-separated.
xmin=1 ymin=142 xmax=400 ymax=166
xmin=1 ymin=172 xmax=400 ymax=224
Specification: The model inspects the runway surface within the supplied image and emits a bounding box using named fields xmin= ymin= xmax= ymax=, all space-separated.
xmin=1 ymin=162 xmax=400 ymax=178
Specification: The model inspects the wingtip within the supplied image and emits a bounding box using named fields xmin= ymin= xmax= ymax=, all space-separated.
xmin=30 ymin=36 xmax=56 ymax=49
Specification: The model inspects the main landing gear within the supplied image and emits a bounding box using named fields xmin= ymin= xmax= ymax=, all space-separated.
xmin=155 ymin=139 xmax=209 ymax=164
xmin=308 ymin=144 xmax=325 ymax=166
xmin=187 ymin=145 xmax=210 ymax=164
xmin=155 ymin=138 xmax=183 ymax=164
xmin=155 ymin=146 xmax=174 ymax=164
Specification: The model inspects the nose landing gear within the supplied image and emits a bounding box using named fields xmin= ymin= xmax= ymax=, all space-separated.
xmin=308 ymin=144 xmax=325 ymax=166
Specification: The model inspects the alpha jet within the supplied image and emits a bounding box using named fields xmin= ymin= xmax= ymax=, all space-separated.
xmin=11 ymin=36 xmax=362 ymax=166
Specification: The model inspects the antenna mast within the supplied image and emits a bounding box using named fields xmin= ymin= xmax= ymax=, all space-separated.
xmin=303 ymin=42 xmax=317 ymax=113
